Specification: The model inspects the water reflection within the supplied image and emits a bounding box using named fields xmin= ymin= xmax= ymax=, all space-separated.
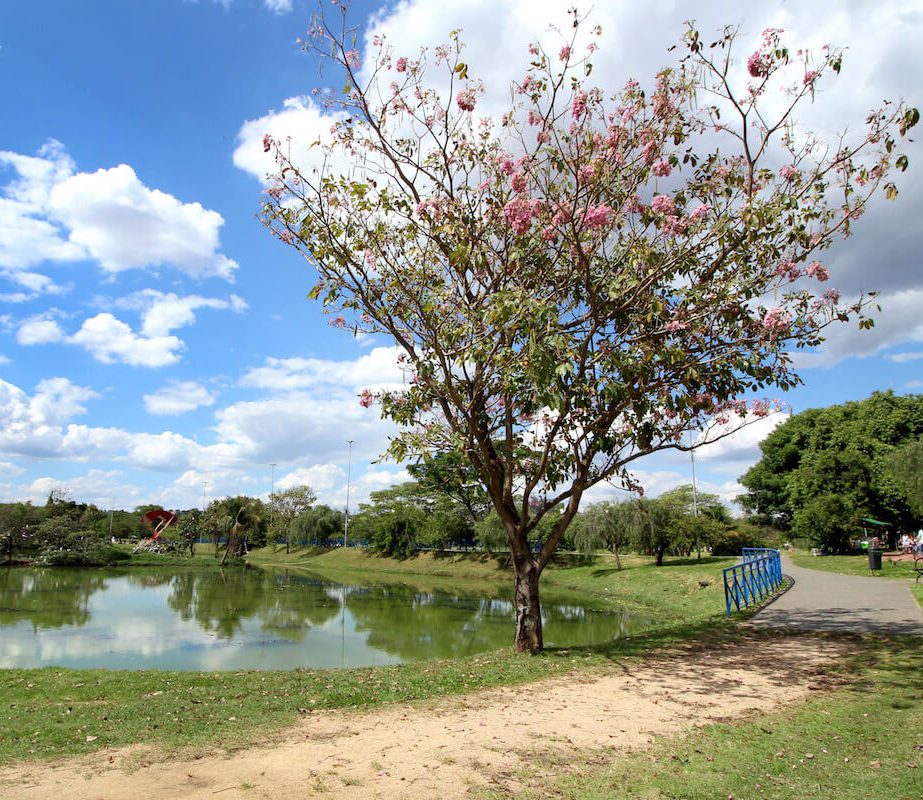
xmin=0 ymin=566 xmax=645 ymax=670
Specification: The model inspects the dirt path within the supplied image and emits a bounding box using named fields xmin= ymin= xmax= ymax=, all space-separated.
xmin=0 ymin=636 xmax=853 ymax=800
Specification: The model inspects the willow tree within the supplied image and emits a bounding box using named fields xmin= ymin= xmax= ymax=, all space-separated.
xmin=262 ymin=10 xmax=916 ymax=652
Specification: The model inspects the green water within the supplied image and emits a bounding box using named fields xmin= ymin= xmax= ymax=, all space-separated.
xmin=0 ymin=566 xmax=643 ymax=671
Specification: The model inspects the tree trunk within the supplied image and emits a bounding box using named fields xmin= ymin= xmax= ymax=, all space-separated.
xmin=513 ymin=559 xmax=543 ymax=653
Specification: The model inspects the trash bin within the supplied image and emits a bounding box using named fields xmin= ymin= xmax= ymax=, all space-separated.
xmin=868 ymin=548 xmax=883 ymax=571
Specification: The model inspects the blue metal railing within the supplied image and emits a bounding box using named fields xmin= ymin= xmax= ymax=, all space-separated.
xmin=723 ymin=548 xmax=784 ymax=616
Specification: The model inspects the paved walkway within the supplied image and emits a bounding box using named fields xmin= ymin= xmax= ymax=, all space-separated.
xmin=749 ymin=556 xmax=923 ymax=635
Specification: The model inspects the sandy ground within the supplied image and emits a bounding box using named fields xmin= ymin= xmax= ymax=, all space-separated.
xmin=0 ymin=636 xmax=853 ymax=800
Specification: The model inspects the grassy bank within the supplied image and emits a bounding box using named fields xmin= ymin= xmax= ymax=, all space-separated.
xmin=482 ymin=636 xmax=923 ymax=800
xmin=249 ymin=546 xmax=737 ymax=622
xmin=0 ymin=549 xmax=740 ymax=765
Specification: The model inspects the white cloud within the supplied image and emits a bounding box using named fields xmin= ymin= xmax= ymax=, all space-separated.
xmin=116 ymin=289 xmax=248 ymax=337
xmin=277 ymin=464 xmax=345 ymax=495
xmin=17 ymin=290 xmax=246 ymax=367
xmin=48 ymin=164 xmax=237 ymax=279
xmin=692 ymin=413 xmax=790 ymax=466
xmin=263 ymin=0 xmax=292 ymax=13
xmin=242 ymin=345 xmax=404 ymax=391
xmin=793 ymin=288 xmax=923 ymax=369
xmin=888 ymin=352 xmax=923 ymax=363
xmin=0 ymin=141 xmax=238 ymax=287
xmin=16 ymin=315 xmax=64 ymax=345
xmin=234 ymin=95 xmax=348 ymax=184
xmin=69 ymin=313 xmax=184 ymax=367
xmin=144 ymin=381 xmax=217 ymax=415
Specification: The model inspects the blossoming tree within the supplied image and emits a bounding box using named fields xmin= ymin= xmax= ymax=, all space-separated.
xmin=262 ymin=10 xmax=917 ymax=652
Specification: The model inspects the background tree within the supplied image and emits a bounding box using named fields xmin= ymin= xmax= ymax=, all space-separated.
xmin=269 ymin=484 xmax=317 ymax=553
xmin=0 ymin=503 xmax=38 ymax=563
xmin=407 ymin=451 xmax=492 ymax=525
xmin=204 ymin=496 xmax=267 ymax=562
xmin=740 ymin=391 xmax=923 ymax=547
xmin=351 ymin=483 xmax=428 ymax=558
xmin=291 ymin=504 xmax=344 ymax=547
xmin=174 ymin=509 xmax=202 ymax=557
xmin=570 ymin=501 xmax=642 ymax=568
xmin=263 ymin=9 xmax=917 ymax=651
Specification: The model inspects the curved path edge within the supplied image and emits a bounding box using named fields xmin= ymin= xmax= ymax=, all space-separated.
xmin=748 ymin=556 xmax=923 ymax=635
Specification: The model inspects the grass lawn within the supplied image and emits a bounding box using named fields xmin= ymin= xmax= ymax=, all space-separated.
xmin=790 ymin=552 xmax=919 ymax=580
xmin=0 ymin=550 xmax=741 ymax=765
xmin=481 ymin=636 xmax=923 ymax=800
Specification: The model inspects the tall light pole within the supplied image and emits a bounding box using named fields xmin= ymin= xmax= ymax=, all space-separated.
xmin=344 ymin=440 xmax=354 ymax=548
xmin=690 ymin=446 xmax=701 ymax=560
xmin=202 ymin=481 xmax=209 ymax=512
xmin=108 ymin=497 xmax=115 ymax=541
xmin=269 ymin=462 xmax=278 ymax=551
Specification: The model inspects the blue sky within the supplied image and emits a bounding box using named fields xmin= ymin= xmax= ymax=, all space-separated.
xmin=1 ymin=0 xmax=921 ymax=514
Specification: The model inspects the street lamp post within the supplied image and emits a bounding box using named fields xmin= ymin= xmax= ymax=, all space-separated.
xmin=690 ymin=447 xmax=701 ymax=560
xmin=344 ymin=440 xmax=354 ymax=548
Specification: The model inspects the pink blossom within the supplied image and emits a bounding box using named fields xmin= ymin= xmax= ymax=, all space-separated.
xmin=689 ymin=204 xmax=711 ymax=221
xmin=806 ymin=261 xmax=829 ymax=281
xmin=262 ymin=133 xmax=272 ymax=153
xmin=541 ymin=225 xmax=556 ymax=241
xmin=583 ymin=204 xmax=613 ymax=229
xmin=344 ymin=49 xmax=360 ymax=68
xmin=624 ymin=195 xmax=645 ymax=214
xmin=751 ymin=399 xmax=771 ymax=417
xmin=559 ymin=45 xmax=572 ymax=61
xmin=266 ymin=185 xmax=283 ymax=200
xmin=528 ymin=42 xmax=539 ymax=56
xmin=823 ymin=288 xmax=841 ymax=304
xmin=747 ymin=52 xmax=771 ymax=78
xmin=395 ymin=57 xmax=408 ymax=73
xmin=651 ymin=159 xmax=672 ymax=177
xmin=664 ymin=320 xmax=687 ymax=333
xmin=496 ymin=152 xmax=515 ymax=176
xmin=456 ymin=89 xmax=477 ymax=111
xmin=502 ymin=196 xmax=543 ymax=235
xmin=650 ymin=195 xmax=676 ymax=215
xmin=641 ymin=139 xmax=659 ymax=165
xmin=359 ymin=389 xmax=374 ymax=408
xmin=803 ymin=69 xmax=821 ymax=86
xmin=774 ymin=260 xmax=800 ymax=281
xmin=330 ymin=315 xmax=349 ymax=329
xmin=551 ymin=205 xmax=572 ymax=226
xmin=761 ymin=307 xmax=791 ymax=335
xmin=536 ymin=128 xmax=550 ymax=145
xmin=578 ymin=164 xmax=595 ymax=182
xmin=661 ymin=215 xmax=687 ymax=236
xmin=780 ymin=164 xmax=799 ymax=180
xmin=571 ymin=90 xmax=588 ymax=119
xmin=511 ymin=172 xmax=527 ymax=193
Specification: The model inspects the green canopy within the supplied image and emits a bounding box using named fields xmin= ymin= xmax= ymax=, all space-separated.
xmin=861 ymin=517 xmax=890 ymax=527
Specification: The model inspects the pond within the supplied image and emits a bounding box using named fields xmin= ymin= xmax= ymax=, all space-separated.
xmin=0 ymin=566 xmax=645 ymax=671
